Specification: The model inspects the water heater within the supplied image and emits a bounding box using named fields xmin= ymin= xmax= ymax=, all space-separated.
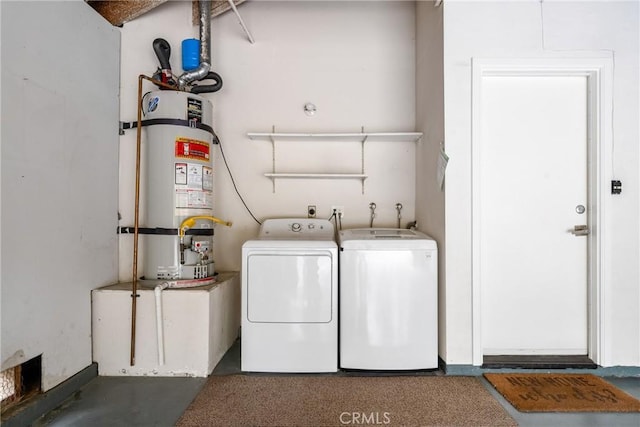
xmin=141 ymin=90 xmax=217 ymax=281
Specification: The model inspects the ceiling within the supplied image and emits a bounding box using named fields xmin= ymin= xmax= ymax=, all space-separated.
xmin=87 ymin=0 xmax=246 ymax=27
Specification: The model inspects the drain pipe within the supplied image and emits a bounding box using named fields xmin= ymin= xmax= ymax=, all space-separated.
xmin=154 ymin=282 xmax=170 ymax=365
xmin=178 ymin=0 xmax=212 ymax=89
xmin=154 ymin=277 xmax=216 ymax=366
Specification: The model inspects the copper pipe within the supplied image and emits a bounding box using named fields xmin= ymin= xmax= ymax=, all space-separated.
xmin=131 ymin=75 xmax=179 ymax=366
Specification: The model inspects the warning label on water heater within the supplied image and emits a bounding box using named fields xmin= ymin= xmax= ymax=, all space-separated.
xmin=175 ymin=189 xmax=213 ymax=210
xmin=175 ymin=162 xmax=213 ymax=209
xmin=175 ymin=137 xmax=210 ymax=161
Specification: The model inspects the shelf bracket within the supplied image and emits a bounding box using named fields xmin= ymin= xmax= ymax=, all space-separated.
xmin=361 ymin=138 xmax=367 ymax=194
xmin=269 ymin=126 xmax=276 ymax=193
xmin=361 ymin=126 xmax=367 ymax=194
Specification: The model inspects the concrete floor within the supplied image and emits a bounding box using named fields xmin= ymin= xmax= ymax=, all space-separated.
xmin=33 ymin=342 xmax=640 ymax=427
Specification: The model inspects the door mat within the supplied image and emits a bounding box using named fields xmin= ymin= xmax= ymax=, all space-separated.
xmin=484 ymin=373 xmax=640 ymax=412
xmin=177 ymin=375 xmax=517 ymax=426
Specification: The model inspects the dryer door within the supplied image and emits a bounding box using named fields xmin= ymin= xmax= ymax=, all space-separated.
xmin=247 ymin=252 xmax=333 ymax=323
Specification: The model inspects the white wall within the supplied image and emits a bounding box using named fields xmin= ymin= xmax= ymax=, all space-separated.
xmin=118 ymin=1 xmax=417 ymax=278
xmin=1 ymin=1 xmax=120 ymax=390
xmin=442 ymin=0 xmax=639 ymax=366
xmin=415 ymin=3 xmax=446 ymax=359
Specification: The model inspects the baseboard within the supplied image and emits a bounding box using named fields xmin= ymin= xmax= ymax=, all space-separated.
xmin=1 ymin=363 xmax=98 ymax=427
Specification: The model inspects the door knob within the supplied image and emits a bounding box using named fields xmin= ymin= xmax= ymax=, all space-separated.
xmin=570 ymin=225 xmax=589 ymax=236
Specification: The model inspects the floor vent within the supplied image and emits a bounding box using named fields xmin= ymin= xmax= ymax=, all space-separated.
xmin=1 ymin=355 xmax=42 ymax=416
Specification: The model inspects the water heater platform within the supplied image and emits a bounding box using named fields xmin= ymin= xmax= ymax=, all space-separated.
xmin=92 ymin=272 xmax=239 ymax=377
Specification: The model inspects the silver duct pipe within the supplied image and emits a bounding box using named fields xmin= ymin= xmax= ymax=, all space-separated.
xmin=178 ymin=0 xmax=212 ymax=89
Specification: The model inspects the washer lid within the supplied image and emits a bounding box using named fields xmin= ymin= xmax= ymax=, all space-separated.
xmin=339 ymin=228 xmax=437 ymax=250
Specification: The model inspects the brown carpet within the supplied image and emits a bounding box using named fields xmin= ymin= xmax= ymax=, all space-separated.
xmin=177 ymin=375 xmax=517 ymax=426
xmin=484 ymin=373 xmax=640 ymax=413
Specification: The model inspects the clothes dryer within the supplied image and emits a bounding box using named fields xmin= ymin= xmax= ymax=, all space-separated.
xmin=242 ymin=219 xmax=338 ymax=372
xmin=339 ymin=228 xmax=437 ymax=370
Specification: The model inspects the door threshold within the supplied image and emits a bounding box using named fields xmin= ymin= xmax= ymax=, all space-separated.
xmin=482 ymin=355 xmax=597 ymax=369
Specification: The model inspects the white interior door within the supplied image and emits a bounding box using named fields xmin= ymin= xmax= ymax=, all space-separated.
xmin=479 ymin=75 xmax=589 ymax=355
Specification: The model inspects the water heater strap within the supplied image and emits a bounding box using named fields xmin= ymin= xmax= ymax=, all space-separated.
xmin=120 ymin=119 xmax=219 ymax=142
xmin=118 ymin=227 xmax=214 ymax=236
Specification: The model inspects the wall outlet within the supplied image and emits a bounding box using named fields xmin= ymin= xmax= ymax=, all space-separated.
xmin=307 ymin=205 xmax=317 ymax=218
xmin=331 ymin=206 xmax=344 ymax=218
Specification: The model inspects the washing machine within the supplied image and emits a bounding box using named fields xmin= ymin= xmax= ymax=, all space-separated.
xmin=241 ymin=218 xmax=338 ymax=372
xmin=339 ymin=228 xmax=437 ymax=370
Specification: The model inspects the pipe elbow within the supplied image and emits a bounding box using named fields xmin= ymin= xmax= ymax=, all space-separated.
xmin=155 ymin=282 xmax=169 ymax=294
xmin=178 ymin=62 xmax=211 ymax=89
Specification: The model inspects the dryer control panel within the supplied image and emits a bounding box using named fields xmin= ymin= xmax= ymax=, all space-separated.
xmin=259 ymin=218 xmax=334 ymax=239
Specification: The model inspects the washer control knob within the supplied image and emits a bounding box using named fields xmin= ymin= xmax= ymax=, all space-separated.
xmin=291 ymin=223 xmax=302 ymax=232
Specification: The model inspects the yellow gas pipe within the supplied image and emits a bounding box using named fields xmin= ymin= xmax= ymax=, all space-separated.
xmin=179 ymin=215 xmax=233 ymax=238
xmin=179 ymin=216 xmax=232 ymax=265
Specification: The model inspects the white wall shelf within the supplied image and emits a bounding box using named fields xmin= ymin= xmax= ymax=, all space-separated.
xmin=247 ymin=132 xmax=423 ymax=143
xmin=264 ymin=173 xmax=368 ymax=179
xmin=248 ymin=130 xmax=422 ymax=193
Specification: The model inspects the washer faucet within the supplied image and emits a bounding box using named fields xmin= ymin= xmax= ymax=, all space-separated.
xmin=369 ymin=202 xmax=377 ymax=228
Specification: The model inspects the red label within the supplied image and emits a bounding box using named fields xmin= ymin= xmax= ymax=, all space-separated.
xmin=175 ymin=138 xmax=210 ymax=161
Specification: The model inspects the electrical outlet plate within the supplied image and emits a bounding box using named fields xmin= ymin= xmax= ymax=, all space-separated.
xmin=331 ymin=205 xmax=344 ymax=218
xmin=307 ymin=205 xmax=317 ymax=218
